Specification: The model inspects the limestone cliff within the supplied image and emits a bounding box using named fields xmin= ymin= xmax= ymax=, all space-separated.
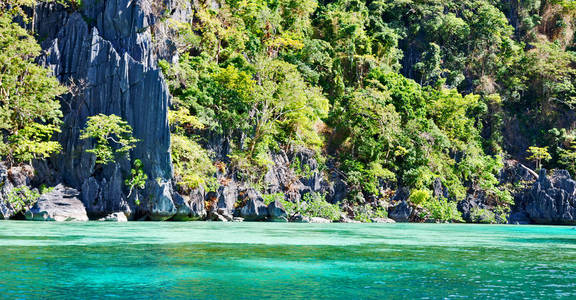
xmin=33 ymin=0 xmax=180 ymax=220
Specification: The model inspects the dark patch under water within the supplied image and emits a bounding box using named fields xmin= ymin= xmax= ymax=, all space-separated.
xmin=0 ymin=222 xmax=574 ymax=299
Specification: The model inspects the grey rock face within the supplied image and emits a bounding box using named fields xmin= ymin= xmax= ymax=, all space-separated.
xmin=35 ymin=1 xmax=176 ymax=220
xmin=217 ymin=183 xmax=239 ymax=216
xmin=26 ymin=185 xmax=89 ymax=221
xmin=239 ymin=189 xmax=268 ymax=221
xmin=432 ymin=178 xmax=449 ymax=199
xmin=172 ymin=188 xmax=207 ymax=221
xmin=267 ymin=200 xmax=287 ymax=221
xmin=80 ymin=167 xmax=131 ymax=219
xmin=389 ymin=200 xmax=414 ymax=222
xmin=507 ymin=211 xmax=531 ymax=224
xmin=458 ymin=193 xmax=488 ymax=222
xmin=0 ymin=163 xmax=14 ymax=219
xmin=499 ymin=160 xmax=538 ymax=184
xmin=0 ymin=164 xmax=35 ymax=219
xmin=263 ymin=149 xmax=332 ymax=203
xmin=513 ymin=169 xmax=576 ymax=224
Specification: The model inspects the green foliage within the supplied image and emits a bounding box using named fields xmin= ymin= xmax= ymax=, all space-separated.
xmin=80 ymin=114 xmax=139 ymax=165
xmin=558 ymin=139 xmax=576 ymax=174
xmin=300 ymin=193 xmax=342 ymax=221
xmin=7 ymin=186 xmax=40 ymax=215
xmin=422 ymin=197 xmax=464 ymax=223
xmin=6 ymin=123 xmax=62 ymax=163
xmin=353 ymin=205 xmax=388 ymax=222
xmin=171 ymin=134 xmax=217 ymax=192
xmin=0 ymin=10 xmax=66 ymax=165
xmin=409 ymin=189 xmax=432 ymax=206
xmin=272 ymin=192 xmax=341 ymax=221
xmin=155 ymin=0 xmax=576 ymax=221
xmin=470 ymin=207 xmax=496 ymax=224
xmin=527 ymin=146 xmax=552 ymax=170
xmin=262 ymin=192 xmax=285 ymax=205
xmin=125 ymin=159 xmax=148 ymax=199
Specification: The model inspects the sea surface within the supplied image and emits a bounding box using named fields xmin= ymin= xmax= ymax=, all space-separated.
xmin=0 ymin=221 xmax=575 ymax=299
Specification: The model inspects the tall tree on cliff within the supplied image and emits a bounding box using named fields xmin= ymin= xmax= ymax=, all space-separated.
xmin=0 ymin=0 xmax=66 ymax=166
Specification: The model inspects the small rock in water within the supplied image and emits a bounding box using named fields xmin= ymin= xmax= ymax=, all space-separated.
xmin=339 ymin=216 xmax=361 ymax=223
xmin=98 ymin=212 xmax=128 ymax=222
xmin=217 ymin=208 xmax=234 ymax=221
xmin=309 ymin=217 xmax=331 ymax=223
xmin=370 ymin=217 xmax=396 ymax=224
xmin=292 ymin=214 xmax=309 ymax=223
xmin=214 ymin=213 xmax=229 ymax=222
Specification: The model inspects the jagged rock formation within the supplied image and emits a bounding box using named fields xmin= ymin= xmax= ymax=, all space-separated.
xmin=33 ymin=0 xmax=183 ymax=220
xmin=0 ymin=164 xmax=34 ymax=219
xmin=267 ymin=200 xmax=288 ymax=222
xmin=512 ymin=169 xmax=576 ymax=225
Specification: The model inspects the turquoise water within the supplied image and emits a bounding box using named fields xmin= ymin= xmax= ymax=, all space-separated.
xmin=0 ymin=222 xmax=575 ymax=299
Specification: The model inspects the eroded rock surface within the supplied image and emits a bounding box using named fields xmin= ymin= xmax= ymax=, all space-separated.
xmin=35 ymin=0 xmax=177 ymax=219
xmin=513 ymin=169 xmax=576 ymax=224
xmin=26 ymin=185 xmax=88 ymax=221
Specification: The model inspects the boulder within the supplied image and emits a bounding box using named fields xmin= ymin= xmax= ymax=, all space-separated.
xmin=217 ymin=208 xmax=234 ymax=221
xmin=389 ymin=199 xmax=414 ymax=222
xmin=267 ymin=200 xmax=287 ymax=221
xmin=292 ymin=214 xmax=309 ymax=223
xmin=172 ymin=188 xmax=206 ymax=221
xmin=26 ymin=185 xmax=89 ymax=221
xmin=239 ymin=189 xmax=268 ymax=221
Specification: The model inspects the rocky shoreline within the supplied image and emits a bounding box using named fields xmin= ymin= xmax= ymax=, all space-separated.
xmin=2 ymin=159 xmax=576 ymax=225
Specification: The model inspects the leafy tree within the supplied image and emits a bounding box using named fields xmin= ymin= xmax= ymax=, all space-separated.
xmin=558 ymin=139 xmax=576 ymax=175
xmin=527 ymin=146 xmax=552 ymax=170
xmin=7 ymin=186 xmax=40 ymax=215
xmin=79 ymin=114 xmax=139 ymax=164
xmin=171 ymin=134 xmax=217 ymax=192
xmin=0 ymin=8 xmax=66 ymax=166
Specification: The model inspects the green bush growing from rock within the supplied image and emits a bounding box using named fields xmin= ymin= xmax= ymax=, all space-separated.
xmin=470 ymin=207 xmax=497 ymax=224
xmin=423 ymin=197 xmax=463 ymax=223
xmin=7 ymin=186 xmax=40 ymax=215
xmin=301 ymin=193 xmax=342 ymax=221
xmin=80 ymin=114 xmax=139 ymax=164
xmin=125 ymin=159 xmax=148 ymax=203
